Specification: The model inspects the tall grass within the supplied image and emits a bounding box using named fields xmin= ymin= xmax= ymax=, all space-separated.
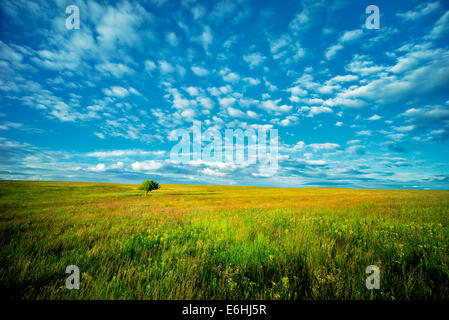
xmin=0 ymin=181 xmax=448 ymax=299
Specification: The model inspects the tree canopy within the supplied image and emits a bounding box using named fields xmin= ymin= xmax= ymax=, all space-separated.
xmin=138 ymin=180 xmax=160 ymax=195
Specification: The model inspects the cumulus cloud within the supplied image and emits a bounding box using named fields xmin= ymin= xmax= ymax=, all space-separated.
xmin=144 ymin=60 xmax=156 ymax=72
xmin=401 ymin=104 xmax=449 ymax=140
xmin=86 ymin=163 xmax=106 ymax=172
xmin=260 ymin=99 xmax=292 ymax=113
xmin=428 ymin=11 xmax=449 ymax=39
xmin=197 ymin=26 xmax=213 ymax=52
xmin=330 ymin=75 xmax=358 ymax=83
xmin=339 ymin=29 xmax=363 ymax=43
xmin=218 ymin=97 xmax=236 ymax=107
xmin=219 ymin=68 xmax=240 ymax=83
xmin=308 ymin=143 xmax=340 ymax=151
xmin=96 ymin=62 xmax=134 ymax=77
xmin=165 ymin=32 xmax=179 ymax=46
xmin=357 ymin=130 xmax=372 ymax=136
xmin=202 ymin=167 xmax=226 ymax=176
xmin=302 ymin=106 xmax=333 ymax=117
xmin=191 ymin=5 xmax=206 ymax=19
xmin=396 ymin=2 xmax=440 ymax=21
xmin=368 ymin=115 xmax=382 ymax=121
xmin=289 ymin=8 xmax=310 ymax=32
xmin=325 ymin=29 xmax=363 ymax=60
xmin=131 ymin=160 xmax=164 ymax=171
xmin=95 ymin=1 xmax=153 ymax=50
xmin=325 ymin=44 xmax=343 ymax=60
xmin=86 ymin=149 xmax=155 ymax=158
xmin=227 ymin=107 xmax=245 ymax=117
xmin=158 ymin=60 xmax=175 ymax=73
xmin=243 ymin=52 xmax=266 ymax=68
xmin=103 ymin=86 xmax=140 ymax=98
xmin=191 ymin=65 xmax=210 ymax=76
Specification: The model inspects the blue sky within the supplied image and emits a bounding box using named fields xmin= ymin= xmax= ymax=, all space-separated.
xmin=1 ymin=0 xmax=449 ymax=189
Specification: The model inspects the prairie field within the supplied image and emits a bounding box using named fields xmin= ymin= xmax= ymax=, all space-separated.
xmin=0 ymin=180 xmax=448 ymax=300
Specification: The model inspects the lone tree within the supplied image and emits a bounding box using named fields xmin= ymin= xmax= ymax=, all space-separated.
xmin=138 ymin=180 xmax=160 ymax=196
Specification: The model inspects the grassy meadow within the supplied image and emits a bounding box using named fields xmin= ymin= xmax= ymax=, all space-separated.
xmin=0 ymin=180 xmax=448 ymax=300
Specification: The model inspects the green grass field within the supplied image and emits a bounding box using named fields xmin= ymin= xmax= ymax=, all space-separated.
xmin=0 ymin=180 xmax=448 ymax=300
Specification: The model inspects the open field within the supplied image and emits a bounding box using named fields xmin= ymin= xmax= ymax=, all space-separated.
xmin=0 ymin=180 xmax=448 ymax=300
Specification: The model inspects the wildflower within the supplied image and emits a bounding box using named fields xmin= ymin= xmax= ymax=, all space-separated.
xmin=281 ymin=277 xmax=289 ymax=288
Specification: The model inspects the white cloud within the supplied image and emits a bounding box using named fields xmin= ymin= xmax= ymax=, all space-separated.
xmin=87 ymin=150 xmax=154 ymax=158
xmin=181 ymin=108 xmax=196 ymax=119
xmin=87 ymin=163 xmax=106 ymax=172
xmin=325 ymin=29 xmax=363 ymax=60
xmin=0 ymin=121 xmax=23 ymax=130
xmin=287 ymin=85 xmax=307 ymax=97
xmin=397 ymin=2 xmax=440 ymax=21
xmin=308 ymin=143 xmax=340 ymax=151
xmin=166 ymin=32 xmax=179 ymax=46
xmin=346 ymin=145 xmax=365 ymax=154
xmin=150 ymin=0 xmax=168 ymax=7
xmin=94 ymin=132 xmax=105 ymax=139
xmin=293 ymin=141 xmax=305 ymax=150
xmin=218 ymin=97 xmax=236 ymax=107
xmin=227 ymin=107 xmax=244 ymax=117
xmin=95 ymin=2 xmax=152 ymax=50
xmin=357 ymin=130 xmax=372 ymax=136
xmin=339 ymin=29 xmax=363 ymax=43
xmin=197 ymin=97 xmax=214 ymax=109
xmin=243 ymin=77 xmax=260 ymax=86
xmin=345 ymin=55 xmax=385 ymax=75
xmin=368 ymin=114 xmax=382 ymax=121
xmin=159 ymin=60 xmax=175 ymax=73
xmin=325 ymin=44 xmax=343 ymax=60
xmin=110 ymin=161 xmax=124 ymax=169
xmin=220 ymin=68 xmax=240 ymax=83
xmin=264 ymin=78 xmax=278 ymax=92
xmin=338 ymin=48 xmax=449 ymax=109
xmin=211 ymin=0 xmax=236 ymax=20
xmin=243 ymin=52 xmax=266 ymax=68
xmin=176 ymin=64 xmax=186 ymax=77
xmin=198 ymin=26 xmax=213 ymax=52
xmin=269 ymin=35 xmax=290 ymax=57
xmin=129 ymin=87 xmax=140 ymax=95
xmin=0 ymin=41 xmax=24 ymax=63
xmin=166 ymin=88 xmax=192 ymax=109
xmin=103 ymin=86 xmax=129 ymax=98
xmin=260 ymin=99 xmax=292 ymax=113
xmin=428 ymin=11 xmax=449 ymax=39
xmin=96 ymin=62 xmax=134 ymax=78
xmin=191 ymin=65 xmax=210 ymax=76
xmin=279 ymin=115 xmax=299 ymax=126
xmin=131 ymin=160 xmax=164 ymax=171
xmin=184 ymin=86 xmax=200 ymax=97
xmin=307 ymin=106 xmax=333 ymax=117
xmin=402 ymin=105 xmax=449 ymax=121
xmin=393 ymin=125 xmax=415 ymax=132
xmin=400 ymin=105 xmax=449 ymax=138
xmin=202 ymin=168 xmax=226 ymax=176
xmin=191 ymin=5 xmax=206 ymax=19
xmin=330 ymin=75 xmax=358 ymax=83
xmin=303 ymin=159 xmax=327 ymax=165
xmin=246 ymin=110 xmax=258 ymax=118
xmin=145 ymin=60 xmax=156 ymax=72
xmin=289 ymin=8 xmax=309 ymax=32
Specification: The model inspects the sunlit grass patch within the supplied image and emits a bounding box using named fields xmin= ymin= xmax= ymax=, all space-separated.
xmin=0 ymin=181 xmax=448 ymax=299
